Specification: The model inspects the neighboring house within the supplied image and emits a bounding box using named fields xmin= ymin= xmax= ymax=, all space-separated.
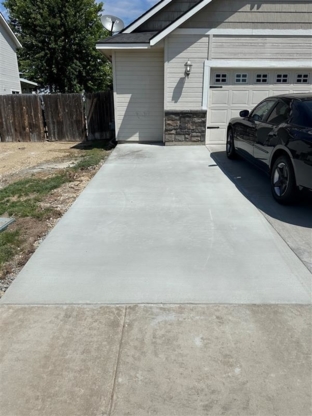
xmin=97 ymin=0 xmax=312 ymax=145
xmin=20 ymin=78 xmax=38 ymax=94
xmin=0 ymin=12 xmax=22 ymax=94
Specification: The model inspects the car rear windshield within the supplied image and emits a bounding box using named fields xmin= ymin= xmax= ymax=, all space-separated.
xmin=291 ymin=100 xmax=312 ymax=128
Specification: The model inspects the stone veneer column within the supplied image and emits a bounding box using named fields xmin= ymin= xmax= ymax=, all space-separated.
xmin=164 ymin=110 xmax=207 ymax=145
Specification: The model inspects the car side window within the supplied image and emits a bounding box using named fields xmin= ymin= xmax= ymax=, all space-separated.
xmin=267 ymin=101 xmax=290 ymax=125
xmin=251 ymin=100 xmax=276 ymax=122
xmin=291 ymin=101 xmax=312 ymax=128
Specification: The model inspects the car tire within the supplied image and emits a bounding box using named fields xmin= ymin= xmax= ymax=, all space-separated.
xmin=271 ymin=155 xmax=296 ymax=204
xmin=226 ymin=128 xmax=236 ymax=159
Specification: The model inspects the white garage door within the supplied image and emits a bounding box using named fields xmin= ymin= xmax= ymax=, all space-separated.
xmin=206 ymin=69 xmax=312 ymax=144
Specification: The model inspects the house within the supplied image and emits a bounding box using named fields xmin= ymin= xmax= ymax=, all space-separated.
xmin=0 ymin=12 xmax=22 ymax=94
xmin=97 ymin=0 xmax=312 ymax=145
xmin=20 ymin=78 xmax=38 ymax=94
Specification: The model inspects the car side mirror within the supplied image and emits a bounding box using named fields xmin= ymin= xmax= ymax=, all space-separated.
xmin=240 ymin=110 xmax=250 ymax=118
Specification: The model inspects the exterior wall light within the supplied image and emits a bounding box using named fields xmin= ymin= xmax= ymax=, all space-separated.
xmin=184 ymin=59 xmax=192 ymax=77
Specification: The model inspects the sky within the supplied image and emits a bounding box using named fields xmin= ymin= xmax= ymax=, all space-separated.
xmin=0 ymin=0 xmax=159 ymax=26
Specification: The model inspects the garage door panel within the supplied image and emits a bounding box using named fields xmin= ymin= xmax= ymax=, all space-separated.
xmin=208 ymin=128 xmax=226 ymax=143
xmin=211 ymin=90 xmax=229 ymax=105
xmin=231 ymin=90 xmax=249 ymax=105
xmin=207 ymin=68 xmax=312 ymax=144
xmin=251 ymin=90 xmax=270 ymax=105
xmin=210 ymin=109 xmax=228 ymax=124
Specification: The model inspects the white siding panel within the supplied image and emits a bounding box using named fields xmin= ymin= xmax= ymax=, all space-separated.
xmin=0 ymin=24 xmax=21 ymax=94
xmin=166 ymin=34 xmax=209 ymax=110
xmin=181 ymin=0 xmax=312 ymax=29
xmin=212 ymin=36 xmax=312 ymax=60
xmin=115 ymin=49 xmax=164 ymax=142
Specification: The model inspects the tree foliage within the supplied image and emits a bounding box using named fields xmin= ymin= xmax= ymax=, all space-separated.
xmin=3 ymin=0 xmax=112 ymax=93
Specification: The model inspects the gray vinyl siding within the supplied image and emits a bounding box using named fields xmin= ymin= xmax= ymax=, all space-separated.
xmin=212 ymin=36 xmax=312 ymax=60
xmin=0 ymin=23 xmax=20 ymax=94
xmin=114 ymin=49 xmax=164 ymax=142
xmin=137 ymin=0 xmax=200 ymax=32
xmin=166 ymin=34 xmax=209 ymax=110
xmin=181 ymin=0 xmax=312 ymax=29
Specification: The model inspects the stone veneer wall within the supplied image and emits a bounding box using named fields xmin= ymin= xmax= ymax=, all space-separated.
xmin=164 ymin=110 xmax=207 ymax=144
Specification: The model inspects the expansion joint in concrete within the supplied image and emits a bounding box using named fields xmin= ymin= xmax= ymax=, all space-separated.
xmin=108 ymin=306 xmax=127 ymax=416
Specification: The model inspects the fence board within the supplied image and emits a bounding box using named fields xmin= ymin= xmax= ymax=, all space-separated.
xmin=86 ymin=91 xmax=114 ymax=140
xmin=43 ymin=94 xmax=85 ymax=142
xmin=0 ymin=95 xmax=45 ymax=142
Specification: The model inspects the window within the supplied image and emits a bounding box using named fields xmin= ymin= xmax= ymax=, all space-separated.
xmin=235 ymin=73 xmax=248 ymax=83
xmin=256 ymin=74 xmax=268 ymax=83
xmin=11 ymin=90 xmax=20 ymax=94
xmin=276 ymin=74 xmax=288 ymax=83
xmin=215 ymin=73 xmax=227 ymax=83
xmin=291 ymin=100 xmax=312 ymax=128
xmin=296 ymin=74 xmax=309 ymax=83
xmin=267 ymin=101 xmax=290 ymax=125
xmin=251 ymin=100 xmax=276 ymax=122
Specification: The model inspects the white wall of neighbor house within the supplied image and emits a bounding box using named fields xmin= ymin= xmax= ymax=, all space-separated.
xmin=0 ymin=24 xmax=21 ymax=94
xmin=113 ymin=48 xmax=164 ymax=142
xmin=181 ymin=0 xmax=312 ymax=29
xmin=165 ymin=34 xmax=209 ymax=110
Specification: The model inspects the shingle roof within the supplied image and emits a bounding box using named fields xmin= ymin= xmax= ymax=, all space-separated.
xmin=97 ymin=32 xmax=158 ymax=44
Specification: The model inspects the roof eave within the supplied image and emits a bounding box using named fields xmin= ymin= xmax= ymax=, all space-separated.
xmin=96 ymin=43 xmax=151 ymax=50
xmin=150 ymin=0 xmax=212 ymax=46
xmin=0 ymin=12 xmax=22 ymax=48
xmin=122 ymin=0 xmax=172 ymax=34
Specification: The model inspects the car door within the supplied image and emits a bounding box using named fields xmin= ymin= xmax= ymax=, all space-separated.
xmin=236 ymin=100 xmax=277 ymax=159
xmin=254 ymin=100 xmax=291 ymax=170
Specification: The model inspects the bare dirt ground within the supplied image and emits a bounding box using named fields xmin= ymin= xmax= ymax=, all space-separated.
xmin=0 ymin=142 xmax=87 ymax=187
xmin=0 ymin=141 xmax=112 ymax=298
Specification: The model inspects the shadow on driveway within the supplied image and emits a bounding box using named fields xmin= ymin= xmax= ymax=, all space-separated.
xmin=210 ymin=149 xmax=312 ymax=229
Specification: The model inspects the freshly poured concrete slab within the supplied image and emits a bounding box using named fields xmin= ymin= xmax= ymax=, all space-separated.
xmin=111 ymin=305 xmax=312 ymax=416
xmin=2 ymin=144 xmax=311 ymax=304
xmin=0 ymin=305 xmax=124 ymax=416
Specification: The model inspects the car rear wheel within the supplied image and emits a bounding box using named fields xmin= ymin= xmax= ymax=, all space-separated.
xmin=271 ymin=155 xmax=296 ymax=204
xmin=226 ymin=128 xmax=236 ymax=159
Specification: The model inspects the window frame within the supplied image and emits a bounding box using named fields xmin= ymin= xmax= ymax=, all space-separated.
xmin=296 ymin=74 xmax=309 ymax=84
xmin=235 ymin=73 xmax=248 ymax=84
xmin=276 ymin=74 xmax=289 ymax=84
xmin=214 ymin=73 xmax=228 ymax=84
xmin=250 ymin=99 xmax=277 ymax=122
xmin=255 ymin=73 xmax=269 ymax=84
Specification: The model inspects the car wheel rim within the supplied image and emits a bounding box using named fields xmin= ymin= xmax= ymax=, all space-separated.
xmin=273 ymin=162 xmax=289 ymax=196
xmin=227 ymin=132 xmax=232 ymax=154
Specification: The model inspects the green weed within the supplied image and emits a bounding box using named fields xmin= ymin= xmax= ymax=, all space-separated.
xmin=0 ymin=174 xmax=70 ymax=219
xmin=0 ymin=230 xmax=21 ymax=266
xmin=72 ymin=149 xmax=105 ymax=170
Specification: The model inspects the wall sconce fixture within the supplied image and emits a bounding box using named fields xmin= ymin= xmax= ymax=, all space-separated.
xmin=184 ymin=59 xmax=192 ymax=77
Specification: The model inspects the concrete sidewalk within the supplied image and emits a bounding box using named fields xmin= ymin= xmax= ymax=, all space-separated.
xmin=1 ymin=144 xmax=311 ymax=304
xmin=1 ymin=144 xmax=311 ymax=416
xmin=1 ymin=305 xmax=311 ymax=416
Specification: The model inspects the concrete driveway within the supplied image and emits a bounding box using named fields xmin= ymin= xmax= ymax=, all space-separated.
xmin=2 ymin=144 xmax=311 ymax=304
xmin=1 ymin=144 xmax=311 ymax=416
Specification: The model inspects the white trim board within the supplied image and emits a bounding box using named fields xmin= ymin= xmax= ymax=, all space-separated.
xmin=96 ymin=44 xmax=151 ymax=50
xmin=173 ymin=28 xmax=312 ymax=37
xmin=0 ymin=12 xmax=22 ymax=48
xmin=150 ymin=0 xmax=213 ymax=46
xmin=123 ymin=0 xmax=172 ymax=33
xmin=206 ymin=60 xmax=312 ymax=69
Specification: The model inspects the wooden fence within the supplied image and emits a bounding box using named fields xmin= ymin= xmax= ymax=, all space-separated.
xmin=0 ymin=91 xmax=114 ymax=142
xmin=86 ymin=91 xmax=114 ymax=140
